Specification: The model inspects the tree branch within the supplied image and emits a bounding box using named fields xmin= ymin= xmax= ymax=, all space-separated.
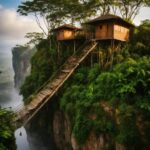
xmin=34 ymin=12 xmax=47 ymax=36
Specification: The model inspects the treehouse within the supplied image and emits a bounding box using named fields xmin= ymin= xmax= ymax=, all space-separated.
xmin=53 ymin=24 xmax=83 ymax=41
xmin=85 ymin=14 xmax=134 ymax=42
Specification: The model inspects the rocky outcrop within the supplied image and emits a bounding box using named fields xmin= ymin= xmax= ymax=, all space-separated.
xmin=52 ymin=110 xmax=123 ymax=150
xmin=25 ymin=100 xmax=125 ymax=150
xmin=53 ymin=111 xmax=72 ymax=150
xmin=12 ymin=45 xmax=36 ymax=89
xmin=25 ymin=98 xmax=147 ymax=150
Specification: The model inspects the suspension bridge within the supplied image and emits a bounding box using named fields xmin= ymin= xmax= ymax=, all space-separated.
xmin=13 ymin=40 xmax=97 ymax=128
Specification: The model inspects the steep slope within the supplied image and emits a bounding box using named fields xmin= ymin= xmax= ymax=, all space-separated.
xmin=15 ymin=41 xmax=97 ymax=127
xmin=12 ymin=45 xmax=36 ymax=89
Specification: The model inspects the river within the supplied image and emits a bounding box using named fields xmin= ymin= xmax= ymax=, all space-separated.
xmin=0 ymin=46 xmax=55 ymax=150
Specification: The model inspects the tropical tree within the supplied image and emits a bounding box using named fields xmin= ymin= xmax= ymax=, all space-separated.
xmin=25 ymin=32 xmax=44 ymax=47
xmin=113 ymin=0 xmax=149 ymax=21
xmin=130 ymin=19 xmax=150 ymax=56
xmin=84 ymin=0 xmax=149 ymax=21
xmin=17 ymin=0 xmax=64 ymax=36
xmin=18 ymin=0 xmax=93 ymax=35
xmin=0 ymin=108 xmax=16 ymax=150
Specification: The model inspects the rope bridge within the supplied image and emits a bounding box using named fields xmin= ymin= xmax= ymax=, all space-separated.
xmin=14 ymin=40 xmax=97 ymax=128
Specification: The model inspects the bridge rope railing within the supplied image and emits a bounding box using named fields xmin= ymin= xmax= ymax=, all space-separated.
xmin=13 ymin=103 xmax=24 ymax=112
xmin=2 ymin=102 xmax=24 ymax=112
xmin=14 ymin=40 xmax=96 ymax=115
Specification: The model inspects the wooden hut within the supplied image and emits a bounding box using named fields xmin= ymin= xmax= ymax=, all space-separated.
xmin=53 ymin=24 xmax=82 ymax=41
xmin=85 ymin=14 xmax=134 ymax=41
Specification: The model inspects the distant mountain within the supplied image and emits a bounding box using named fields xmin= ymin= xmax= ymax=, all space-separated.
xmin=0 ymin=47 xmax=23 ymax=108
xmin=0 ymin=49 xmax=14 ymax=84
xmin=12 ymin=45 xmax=36 ymax=89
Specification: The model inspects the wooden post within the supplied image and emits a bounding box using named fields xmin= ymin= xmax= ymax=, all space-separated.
xmin=49 ymin=34 xmax=51 ymax=50
xmin=98 ymin=44 xmax=101 ymax=67
xmin=111 ymin=39 xmax=115 ymax=51
xmin=91 ymin=53 xmax=93 ymax=67
xmin=99 ymin=51 xmax=101 ymax=67
xmin=73 ymin=40 xmax=76 ymax=54
xmin=110 ymin=39 xmax=115 ymax=70
xmin=57 ymin=41 xmax=60 ymax=64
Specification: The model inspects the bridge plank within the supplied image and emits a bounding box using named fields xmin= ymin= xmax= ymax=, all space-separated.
xmin=15 ymin=41 xmax=97 ymax=128
xmin=41 ymin=89 xmax=52 ymax=95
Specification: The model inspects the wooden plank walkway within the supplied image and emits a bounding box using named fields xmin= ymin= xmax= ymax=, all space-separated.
xmin=15 ymin=41 xmax=97 ymax=128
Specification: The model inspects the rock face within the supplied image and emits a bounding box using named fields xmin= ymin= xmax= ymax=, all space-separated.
xmin=52 ymin=110 xmax=123 ymax=150
xmin=25 ymin=98 xmax=149 ymax=150
xmin=53 ymin=111 xmax=72 ymax=150
xmin=12 ymin=46 xmax=35 ymax=89
xmin=25 ymin=98 xmax=125 ymax=150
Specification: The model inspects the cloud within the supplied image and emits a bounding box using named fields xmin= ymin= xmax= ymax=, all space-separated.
xmin=134 ymin=7 xmax=150 ymax=25
xmin=0 ymin=7 xmax=41 ymax=46
xmin=0 ymin=5 xmax=149 ymax=48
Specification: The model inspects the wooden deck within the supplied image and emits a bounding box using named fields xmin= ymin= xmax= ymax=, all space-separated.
xmin=15 ymin=41 xmax=97 ymax=128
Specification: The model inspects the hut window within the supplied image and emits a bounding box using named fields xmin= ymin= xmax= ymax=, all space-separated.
xmin=121 ymin=27 xmax=125 ymax=32
xmin=114 ymin=25 xmax=121 ymax=31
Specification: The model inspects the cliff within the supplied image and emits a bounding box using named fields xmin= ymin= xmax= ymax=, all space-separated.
xmin=52 ymin=58 xmax=150 ymax=150
xmin=52 ymin=110 xmax=124 ymax=150
xmin=23 ymin=21 xmax=150 ymax=150
xmin=25 ymin=57 xmax=150 ymax=150
xmin=12 ymin=45 xmax=36 ymax=89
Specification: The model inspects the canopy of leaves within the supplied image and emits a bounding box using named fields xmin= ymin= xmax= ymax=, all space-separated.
xmin=130 ymin=19 xmax=150 ymax=56
xmin=20 ymin=39 xmax=57 ymax=99
xmin=20 ymin=19 xmax=150 ymax=148
xmin=59 ymin=21 xmax=150 ymax=147
xmin=17 ymin=0 xmax=149 ymax=35
xmin=25 ymin=32 xmax=44 ymax=46
xmin=20 ymin=37 xmax=77 ymax=99
xmin=0 ymin=108 xmax=16 ymax=150
xmin=17 ymin=0 xmax=96 ymax=35
xmin=60 ymin=56 xmax=150 ymax=147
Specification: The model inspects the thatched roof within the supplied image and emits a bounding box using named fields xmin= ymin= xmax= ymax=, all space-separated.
xmin=86 ymin=14 xmax=134 ymax=27
xmin=52 ymin=24 xmax=82 ymax=31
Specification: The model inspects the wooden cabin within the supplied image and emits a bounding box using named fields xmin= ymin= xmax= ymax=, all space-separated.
xmin=85 ymin=14 xmax=134 ymax=41
xmin=53 ymin=24 xmax=82 ymax=41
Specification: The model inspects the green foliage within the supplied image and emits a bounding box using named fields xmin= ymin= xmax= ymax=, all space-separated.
xmin=20 ymin=38 xmax=77 ymax=100
xmin=0 ymin=108 xmax=16 ymax=150
xmin=92 ymin=105 xmax=116 ymax=137
xmin=88 ymin=64 xmax=100 ymax=82
xmin=95 ymin=57 xmax=150 ymax=102
xmin=116 ymin=103 xmax=141 ymax=148
xmin=60 ymin=55 xmax=150 ymax=147
xmin=60 ymin=65 xmax=115 ymax=144
xmin=73 ymin=114 xmax=92 ymax=144
xmin=130 ymin=19 xmax=150 ymax=56
xmin=20 ymin=20 xmax=150 ymax=148
xmin=17 ymin=0 xmax=95 ymax=34
xmin=25 ymin=32 xmax=44 ymax=46
xmin=20 ymin=39 xmax=56 ymax=99
xmin=18 ymin=0 xmax=149 ymax=30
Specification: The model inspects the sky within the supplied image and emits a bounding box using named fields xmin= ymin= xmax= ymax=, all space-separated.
xmin=0 ymin=0 xmax=150 ymax=49
xmin=0 ymin=0 xmax=22 ymax=8
xmin=0 ymin=0 xmax=40 ymax=50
